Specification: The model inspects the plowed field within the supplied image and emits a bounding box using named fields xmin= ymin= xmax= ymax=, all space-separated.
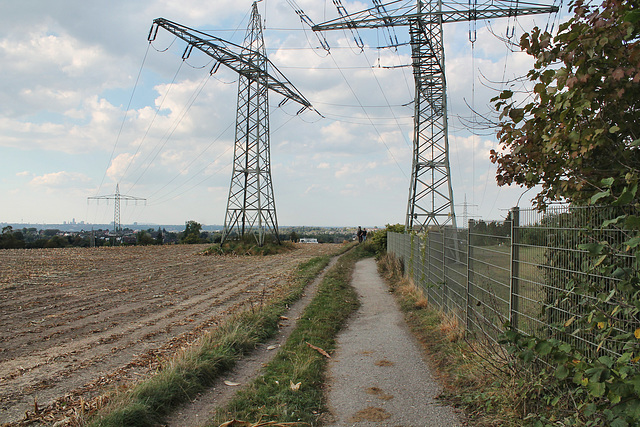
xmin=0 ymin=243 xmax=338 ymax=424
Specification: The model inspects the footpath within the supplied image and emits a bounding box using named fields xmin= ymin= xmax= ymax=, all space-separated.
xmin=324 ymin=258 xmax=463 ymax=426
xmin=167 ymin=256 xmax=463 ymax=426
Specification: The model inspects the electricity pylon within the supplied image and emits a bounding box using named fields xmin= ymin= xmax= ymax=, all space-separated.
xmin=312 ymin=0 xmax=558 ymax=233
xmin=149 ymin=3 xmax=314 ymax=246
xmin=88 ymin=183 xmax=146 ymax=235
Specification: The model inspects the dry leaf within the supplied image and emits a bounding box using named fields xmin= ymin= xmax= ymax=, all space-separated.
xmin=224 ymin=380 xmax=240 ymax=386
xmin=267 ymin=345 xmax=278 ymax=350
xmin=306 ymin=342 xmax=331 ymax=358
xmin=290 ymin=380 xmax=301 ymax=391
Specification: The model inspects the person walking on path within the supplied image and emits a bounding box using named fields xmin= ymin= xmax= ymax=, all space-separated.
xmin=356 ymin=226 xmax=363 ymax=243
xmin=325 ymin=258 xmax=462 ymax=426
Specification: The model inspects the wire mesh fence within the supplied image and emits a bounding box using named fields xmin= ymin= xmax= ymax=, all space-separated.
xmin=387 ymin=205 xmax=639 ymax=357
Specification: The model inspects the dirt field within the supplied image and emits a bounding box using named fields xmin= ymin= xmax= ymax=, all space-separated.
xmin=0 ymin=243 xmax=339 ymax=425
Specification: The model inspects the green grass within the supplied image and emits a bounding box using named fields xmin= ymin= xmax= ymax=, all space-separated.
xmin=208 ymin=245 xmax=370 ymax=426
xmin=87 ymin=251 xmax=339 ymax=427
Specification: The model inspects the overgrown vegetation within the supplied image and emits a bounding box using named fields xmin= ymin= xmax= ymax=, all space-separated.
xmin=489 ymin=1 xmax=640 ymax=424
xmin=208 ymin=245 xmax=371 ymax=425
xmin=203 ymin=237 xmax=297 ymax=256
xmin=87 ymin=253 xmax=335 ymax=427
xmin=366 ymin=223 xmax=404 ymax=255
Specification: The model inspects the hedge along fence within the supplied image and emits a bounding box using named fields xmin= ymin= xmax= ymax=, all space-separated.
xmin=387 ymin=205 xmax=640 ymax=359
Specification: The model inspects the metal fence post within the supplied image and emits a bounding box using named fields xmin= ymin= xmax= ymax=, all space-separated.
xmin=442 ymin=229 xmax=446 ymax=311
xmin=510 ymin=207 xmax=520 ymax=331
xmin=466 ymin=221 xmax=473 ymax=332
xmin=426 ymin=231 xmax=431 ymax=300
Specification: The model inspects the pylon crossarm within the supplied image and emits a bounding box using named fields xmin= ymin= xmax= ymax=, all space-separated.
xmin=312 ymin=0 xmax=558 ymax=30
xmin=150 ymin=18 xmax=313 ymax=111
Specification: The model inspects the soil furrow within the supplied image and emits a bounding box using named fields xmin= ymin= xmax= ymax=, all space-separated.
xmin=0 ymin=243 xmax=338 ymax=425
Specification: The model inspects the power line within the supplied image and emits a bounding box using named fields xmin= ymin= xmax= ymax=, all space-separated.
xmin=95 ymin=42 xmax=151 ymax=197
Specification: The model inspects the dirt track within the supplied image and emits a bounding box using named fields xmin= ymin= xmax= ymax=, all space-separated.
xmin=0 ymin=243 xmax=338 ymax=425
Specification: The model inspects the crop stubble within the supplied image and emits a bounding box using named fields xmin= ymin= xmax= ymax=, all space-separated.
xmin=0 ymin=243 xmax=337 ymax=424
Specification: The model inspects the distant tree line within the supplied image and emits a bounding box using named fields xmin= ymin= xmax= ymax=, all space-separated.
xmin=0 ymin=221 xmax=365 ymax=249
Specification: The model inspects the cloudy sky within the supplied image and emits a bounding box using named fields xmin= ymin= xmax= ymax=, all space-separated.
xmin=0 ymin=0 xmax=564 ymax=228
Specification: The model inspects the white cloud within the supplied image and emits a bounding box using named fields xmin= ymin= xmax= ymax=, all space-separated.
xmin=107 ymin=153 xmax=138 ymax=182
xmin=29 ymin=171 xmax=91 ymax=188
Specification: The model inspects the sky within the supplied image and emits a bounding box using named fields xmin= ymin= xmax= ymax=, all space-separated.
xmin=0 ymin=0 xmax=566 ymax=228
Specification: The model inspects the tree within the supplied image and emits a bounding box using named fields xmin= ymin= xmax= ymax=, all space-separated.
xmin=0 ymin=226 xmax=25 ymax=249
xmin=181 ymin=220 xmax=203 ymax=244
xmin=155 ymin=227 xmax=164 ymax=245
xmin=491 ymin=0 xmax=639 ymax=209
xmin=491 ymin=3 xmax=640 ymax=424
xmin=137 ymin=231 xmax=155 ymax=246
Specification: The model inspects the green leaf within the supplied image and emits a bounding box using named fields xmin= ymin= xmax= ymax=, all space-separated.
xmin=583 ymin=402 xmax=597 ymax=417
xmin=588 ymin=380 xmax=606 ymax=397
xmin=559 ymin=342 xmax=572 ymax=353
xmin=610 ymin=418 xmax=629 ymax=427
xmin=609 ymin=125 xmax=620 ymax=133
xmin=522 ymin=349 xmax=536 ymax=363
xmin=603 ymin=215 xmax=626 ymax=227
xmin=614 ymin=185 xmax=636 ymax=206
xmin=598 ymin=355 xmax=614 ymax=368
xmin=612 ymin=267 xmax=627 ymax=278
xmin=556 ymin=364 xmax=570 ymax=379
xmin=499 ymin=90 xmax=514 ymax=100
xmin=602 ymin=177 xmax=616 ymax=187
xmin=508 ymin=108 xmax=525 ymax=124
xmin=579 ymin=243 xmax=605 ymax=255
xmin=535 ymin=340 xmax=553 ymax=355
xmin=625 ymin=10 xmax=640 ymax=24
xmin=594 ymin=254 xmax=608 ymax=267
xmin=629 ymin=375 xmax=640 ymax=393
xmin=626 ymin=236 xmax=640 ymax=249
xmin=591 ymin=190 xmax=611 ymax=204
xmin=625 ymin=216 xmax=640 ymax=230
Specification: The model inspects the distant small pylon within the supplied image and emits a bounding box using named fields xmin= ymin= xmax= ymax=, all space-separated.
xmin=87 ymin=184 xmax=146 ymax=235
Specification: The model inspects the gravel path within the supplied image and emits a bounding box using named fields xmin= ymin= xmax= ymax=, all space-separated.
xmin=325 ymin=258 xmax=463 ymax=426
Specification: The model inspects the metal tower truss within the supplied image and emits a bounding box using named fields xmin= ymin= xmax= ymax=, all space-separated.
xmin=88 ymin=183 xmax=146 ymax=235
xmin=224 ymin=5 xmax=278 ymax=246
xmin=149 ymin=2 xmax=314 ymax=246
xmin=312 ymin=0 xmax=558 ymax=232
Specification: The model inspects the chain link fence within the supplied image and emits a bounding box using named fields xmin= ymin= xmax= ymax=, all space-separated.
xmin=387 ymin=205 xmax=639 ymax=357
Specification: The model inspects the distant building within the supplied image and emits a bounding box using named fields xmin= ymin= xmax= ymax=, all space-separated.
xmin=299 ymin=238 xmax=319 ymax=244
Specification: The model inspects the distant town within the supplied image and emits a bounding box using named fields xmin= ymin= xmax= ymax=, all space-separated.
xmin=0 ymin=220 xmax=381 ymax=249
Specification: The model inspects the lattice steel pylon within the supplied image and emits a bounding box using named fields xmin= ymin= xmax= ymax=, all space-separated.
xmin=88 ymin=183 xmax=146 ymax=235
xmin=224 ymin=4 xmax=278 ymax=246
xmin=312 ymin=0 xmax=558 ymax=233
xmin=149 ymin=3 xmax=314 ymax=246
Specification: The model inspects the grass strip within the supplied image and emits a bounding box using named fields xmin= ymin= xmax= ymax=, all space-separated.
xmin=208 ymin=245 xmax=372 ymax=426
xmin=88 ymin=250 xmax=343 ymax=427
